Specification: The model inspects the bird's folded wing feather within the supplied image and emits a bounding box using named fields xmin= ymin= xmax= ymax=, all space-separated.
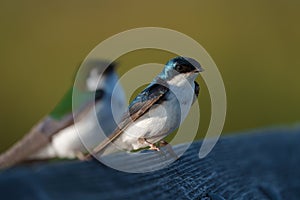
xmin=0 ymin=88 xmax=104 ymax=169
xmin=92 ymin=83 xmax=169 ymax=154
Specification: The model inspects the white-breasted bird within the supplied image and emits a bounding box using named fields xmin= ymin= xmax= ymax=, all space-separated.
xmin=0 ymin=60 xmax=126 ymax=169
xmin=89 ymin=57 xmax=203 ymax=157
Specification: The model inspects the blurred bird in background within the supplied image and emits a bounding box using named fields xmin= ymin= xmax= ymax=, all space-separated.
xmin=0 ymin=60 xmax=126 ymax=169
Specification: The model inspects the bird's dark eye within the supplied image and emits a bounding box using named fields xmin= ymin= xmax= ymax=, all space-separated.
xmin=175 ymin=64 xmax=192 ymax=73
xmin=175 ymin=65 xmax=183 ymax=72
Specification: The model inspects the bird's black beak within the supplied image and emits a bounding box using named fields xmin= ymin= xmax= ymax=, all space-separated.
xmin=193 ymin=68 xmax=204 ymax=73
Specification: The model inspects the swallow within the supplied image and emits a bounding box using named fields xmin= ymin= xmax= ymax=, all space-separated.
xmin=89 ymin=57 xmax=203 ymax=157
xmin=0 ymin=60 xmax=126 ymax=169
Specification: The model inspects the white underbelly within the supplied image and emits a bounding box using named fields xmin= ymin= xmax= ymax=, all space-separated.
xmin=32 ymin=117 xmax=100 ymax=159
xmin=112 ymin=83 xmax=195 ymax=151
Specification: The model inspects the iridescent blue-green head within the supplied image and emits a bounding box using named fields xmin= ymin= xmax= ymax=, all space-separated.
xmin=158 ymin=57 xmax=204 ymax=81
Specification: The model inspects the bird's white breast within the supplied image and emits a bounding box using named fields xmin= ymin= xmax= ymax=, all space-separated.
xmin=110 ymin=75 xmax=195 ymax=152
xmin=167 ymin=74 xmax=196 ymax=122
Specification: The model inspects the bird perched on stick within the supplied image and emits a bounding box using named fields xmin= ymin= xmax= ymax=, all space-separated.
xmin=89 ymin=57 xmax=203 ymax=158
xmin=0 ymin=60 xmax=126 ymax=169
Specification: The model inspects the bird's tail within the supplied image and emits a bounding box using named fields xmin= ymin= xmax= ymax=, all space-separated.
xmin=0 ymin=122 xmax=50 ymax=170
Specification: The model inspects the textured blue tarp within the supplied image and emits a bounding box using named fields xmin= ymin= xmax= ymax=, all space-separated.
xmin=0 ymin=127 xmax=299 ymax=200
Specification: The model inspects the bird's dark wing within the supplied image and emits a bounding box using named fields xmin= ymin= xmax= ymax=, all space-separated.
xmin=92 ymin=83 xmax=169 ymax=154
xmin=128 ymin=83 xmax=169 ymax=119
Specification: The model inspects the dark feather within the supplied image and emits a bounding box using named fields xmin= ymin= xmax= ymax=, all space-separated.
xmin=92 ymin=83 xmax=169 ymax=154
xmin=194 ymin=81 xmax=200 ymax=97
xmin=95 ymin=89 xmax=105 ymax=101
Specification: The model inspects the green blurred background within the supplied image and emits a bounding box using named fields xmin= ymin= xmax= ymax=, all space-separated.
xmin=0 ymin=1 xmax=299 ymax=153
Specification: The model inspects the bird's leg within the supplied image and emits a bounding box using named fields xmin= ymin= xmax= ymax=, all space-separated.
xmin=138 ymin=138 xmax=160 ymax=151
xmin=149 ymin=143 xmax=160 ymax=151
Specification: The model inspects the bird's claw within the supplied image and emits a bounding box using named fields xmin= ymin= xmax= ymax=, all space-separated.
xmin=149 ymin=144 xmax=160 ymax=151
xmin=139 ymin=138 xmax=161 ymax=151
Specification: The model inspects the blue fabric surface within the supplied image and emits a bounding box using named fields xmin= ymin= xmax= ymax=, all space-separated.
xmin=0 ymin=127 xmax=299 ymax=200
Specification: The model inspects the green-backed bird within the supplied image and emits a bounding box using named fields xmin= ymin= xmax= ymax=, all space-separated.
xmin=0 ymin=60 xmax=126 ymax=169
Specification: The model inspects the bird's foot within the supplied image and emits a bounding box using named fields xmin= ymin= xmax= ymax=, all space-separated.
xmin=149 ymin=143 xmax=160 ymax=151
xmin=139 ymin=138 xmax=160 ymax=151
